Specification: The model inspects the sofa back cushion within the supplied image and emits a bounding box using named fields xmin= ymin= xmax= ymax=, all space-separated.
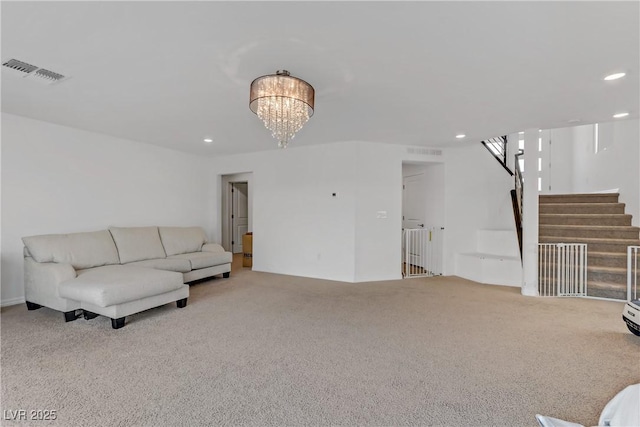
xmin=22 ymin=230 xmax=120 ymax=270
xmin=159 ymin=226 xmax=207 ymax=256
xmin=109 ymin=226 xmax=167 ymax=264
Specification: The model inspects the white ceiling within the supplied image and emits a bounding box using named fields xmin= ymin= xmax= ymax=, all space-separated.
xmin=2 ymin=1 xmax=638 ymax=157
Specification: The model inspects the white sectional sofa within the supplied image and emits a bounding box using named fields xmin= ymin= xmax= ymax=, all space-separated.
xmin=22 ymin=226 xmax=232 ymax=329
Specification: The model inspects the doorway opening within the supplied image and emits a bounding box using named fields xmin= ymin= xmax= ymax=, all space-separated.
xmin=230 ymin=182 xmax=248 ymax=253
xmin=220 ymin=173 xmax=253 ymax=257
xmin=402 ymin=162 xmax=445 ymax=277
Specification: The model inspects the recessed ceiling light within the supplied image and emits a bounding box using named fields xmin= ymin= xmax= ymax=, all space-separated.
xmin=613 ymin=112 xmax=629 ymax=119
xmin=455 ymin=134 xmax=466 ymax=139
xmin=604 ymin=72 xmax=626 ymax=81
xmin=203 ymin=138 xmax=213 ymax=143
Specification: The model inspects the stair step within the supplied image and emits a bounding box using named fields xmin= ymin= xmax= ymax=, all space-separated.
xmin=539 ymin=225 xmax=640 ymax=240
xmin=587 ymin=281 xmax=627 ymax=300
xmin=588 ymin=266 xmax=627 ymax=285
xmin=539 ymin=236 xmax=640 ymax=253
xmin=539 ymin=214 xmax=632 ymax=226
xmin=589 ymin=252 xmax=628 ymax=268
xmin=539 ymin=193 xmax=620 ymax=204
xmin=539 ymin=203 xmax=626 ymax=215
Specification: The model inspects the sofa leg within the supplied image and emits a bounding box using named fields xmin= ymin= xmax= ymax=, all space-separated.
xmin=64 ymin=310 xmax=79 ymax=322
xmin=223 ymin=272 xmax=230 ymax=278
xmin=176 ymin=298 xmax=188 ymax=308
xmin=26 ymin=301 xmax=42 ymax=310
xmin=111 ymin=317 xmax=126 ymax=329
xmin=83 ymin=311 xmax=99 ymax=320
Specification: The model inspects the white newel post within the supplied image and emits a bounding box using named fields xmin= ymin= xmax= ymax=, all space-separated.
xmin=522 ymin=128 xmax=539 ymax=296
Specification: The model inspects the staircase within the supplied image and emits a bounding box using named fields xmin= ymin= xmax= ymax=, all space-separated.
xmin=539 ymin=193 xmax=640 ymax=300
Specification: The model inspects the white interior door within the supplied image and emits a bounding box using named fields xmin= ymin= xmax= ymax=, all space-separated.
xmin=402 ymin=173 xmax=427 ymax=267
xmin=403 ymin=173 xmax=426 ymax=230
xmin=231 ymin=182 xmax=248 ymax=253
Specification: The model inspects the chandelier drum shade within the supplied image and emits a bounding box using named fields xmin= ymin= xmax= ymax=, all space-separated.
xmin=249 ymin=70 xmax=314 ymax=148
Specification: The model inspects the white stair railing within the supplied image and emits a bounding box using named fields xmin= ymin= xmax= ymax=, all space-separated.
xmin=403 ymin=227 xmax=444 ymax=278
xmin=628 ymin=246 xmax=640 ymax=302
xmin=538 ymin=243 xmax=588 ymax=296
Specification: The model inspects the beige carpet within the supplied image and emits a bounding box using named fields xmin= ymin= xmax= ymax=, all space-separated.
xmin=1 ymin=259 xmax=639 ymax=427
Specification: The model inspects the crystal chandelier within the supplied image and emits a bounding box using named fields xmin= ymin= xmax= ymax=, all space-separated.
xmin=249 ymin=70 xmax=315 ymax=148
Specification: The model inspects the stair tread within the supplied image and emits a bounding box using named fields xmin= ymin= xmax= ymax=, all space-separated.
xmin=539 ymin=236 xmax=640 ymax=243
xmin=587 ymin=265 xmax=626 ymax=273
xmin=587 ymin=281 xmax=627 ymax=289
xmin=540 ymin=224 xmax=638 ymax=229
xmin=589 ymin=252 xmax=628 ymax=259
xmin=540 ymin=202 xmax=624 ymax=206
xmin=540 ymin=213 xmax=630 ymax=217
xmin=540 ymin=193 xmax=619 ymax=198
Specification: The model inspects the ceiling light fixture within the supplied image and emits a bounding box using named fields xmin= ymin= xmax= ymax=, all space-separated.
xmin=604 ymin=72 xmax=626 ymax=81
xmin=203 ymin=138 xmax=213 ymax=143
xmin=455 ymin=134 xmax=466 ymax=139
xmin=613 ymin=112 xmax=629 ymax=118
xmin=250 ymin=70 xmax=315 ymax=148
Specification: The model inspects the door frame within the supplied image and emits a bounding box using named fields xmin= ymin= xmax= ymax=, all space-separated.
xmin=229 ymin=181 xmax=248 ymax=253
xmin=220 ymin=172 xmax=253 ymax=253
xmin=401 ymin=161 xmax=445 ymax=275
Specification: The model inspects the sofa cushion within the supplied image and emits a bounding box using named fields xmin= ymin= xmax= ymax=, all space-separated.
xmin=59 ymin=265 xmax=183 ymax=307
xmin=109 ymin=227 xmax=166 ymax=264
xmin=169 ymin=251 xmax=232 ymax=270
xmin=159 ymin=227 xmax=207 ymax=256
xmin=22 ymin=230 xmax=120 ymax=270
xmin=126 ymin=258 xmax=192 ymax=273
xmin=202 ymin=243 xmax=226 ymax=253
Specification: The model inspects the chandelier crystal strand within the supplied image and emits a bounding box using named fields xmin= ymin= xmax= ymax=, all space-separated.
xmin=250 ymin=70 xmax=314 ymax=148
xmin=256 ymin=96 xmax=309 ymax=148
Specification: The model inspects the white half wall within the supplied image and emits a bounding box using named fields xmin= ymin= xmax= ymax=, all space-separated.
xmin=444 ymin=143 xmax=519 ymax=278
xmin=1 ymin=113 xmax=211 ymax=306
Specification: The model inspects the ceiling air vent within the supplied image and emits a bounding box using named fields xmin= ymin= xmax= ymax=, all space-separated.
xmin=2 ymin=59 xmax=38 ymax=75
xmin=407 ymin=147 xmax=443 ymax=156
xmin=2 ymin=58 xmax=68 ymax=85
xmin=33 ymin=68 xmax=66 ymax=83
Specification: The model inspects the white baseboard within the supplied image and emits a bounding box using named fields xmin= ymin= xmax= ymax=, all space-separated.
xmin=1 ymin=297 xmax=25 ymax=307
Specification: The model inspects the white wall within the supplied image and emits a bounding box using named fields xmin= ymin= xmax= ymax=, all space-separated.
xmin=210 ymin=140 xmax=519 ymax=284
xmin=210 ymin=142 xmax=359 ymax=282
xmin=546 ymin=126 xmax=575 ymax=194
xmin=572 ymin=119 xmax=639 ymax=226
xmin=353 ymin=142 xmax=403 ymax=282
xmin=209 ymin=141 xmax=450 ymax=283
xmin=1 ymin=113 xmax=211 ymax=305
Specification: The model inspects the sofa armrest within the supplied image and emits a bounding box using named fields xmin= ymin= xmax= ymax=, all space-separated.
xmin=201 ymin=243 xmax=226 ymax=254
xmin=24 ymin=257 xmax=77 ymax=302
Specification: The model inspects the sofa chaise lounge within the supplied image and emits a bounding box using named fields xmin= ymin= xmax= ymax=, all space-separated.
xmin=22 ymin=226 xmax=232 ymax=329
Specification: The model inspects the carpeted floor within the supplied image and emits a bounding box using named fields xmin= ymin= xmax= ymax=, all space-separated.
xmin=1 ymin=258 xmax=639 ymax=427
